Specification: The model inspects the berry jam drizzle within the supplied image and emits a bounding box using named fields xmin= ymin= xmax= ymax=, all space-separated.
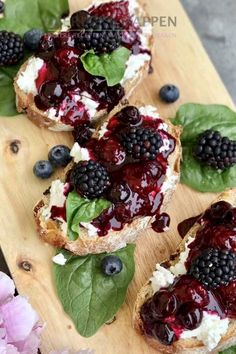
xmin=141 ymin=201 xmax=236 ymax=346
xmin=84 ymin=112 xmax=175 ymax=236
xmin=50 ymin=109 xmax=176 ymax=236
xmin=34 ymin=0 xmax=150 ymax=127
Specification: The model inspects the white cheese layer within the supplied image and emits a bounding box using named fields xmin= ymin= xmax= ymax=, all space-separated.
xmin=181 ymin=312 xmax=229 ymax=351
xmin=16 ymin=57 xmax=44 ymax=95
xmin=150 ymin=265 xmax=174 ymax=293
xmin=139 ymin=105 xmax=160 ymax=119
xmin=42 ymin=180 xmax=66 ymax=220
xmin=121 ymin=53 xmax=151 ymax=85
xmin=161 ymin=166 xmax=179 ymax=194
xmin=52 ymin=253 xmax=67 ymax=266
xmin=70 ymin=142 xmax=90 ymax=163
xmin=170 ymin=237 xmax=195 ymax=276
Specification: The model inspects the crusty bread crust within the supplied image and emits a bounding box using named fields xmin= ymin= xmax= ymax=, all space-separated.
xmin=14 ymin=0 xmax=154 ymax=131
xmin=33 ymin=105 xmax=182 ymax=256
xmin=133 ymin=189 xmax=236 ymax=354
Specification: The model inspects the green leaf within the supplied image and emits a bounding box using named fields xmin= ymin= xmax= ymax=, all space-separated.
xmin=172 ymin=103 xmax=236 ymax=193
xmin=80 ymin=47 xmax=131 ymax=86
xmin=0 ymin=66 xmax=20 ymax=116
xmin=54 ymin=244 xmax=135 ymax=337
xmin=66 ymin=191 xmax=111 ymax=240
xmin=0 ymin=0 xmax=69 ymax=34
xmin=0 ymin=0 xmax=69 ymax=117
xmin=220 ymin=346 xmax=236 ymax=354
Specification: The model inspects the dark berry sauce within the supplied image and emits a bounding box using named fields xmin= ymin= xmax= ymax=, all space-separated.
xmin=34 ymin=1 xmax=150 ymax=128
xmin=49 ymin=108 xmax=176 ymax=236
xmin=141 ymin=201 xmax=236 ymax=345
xmin=177 ymin=214 xmax=201 ymax=238
xmin=85 ymin=112 xmax=176 ymax=236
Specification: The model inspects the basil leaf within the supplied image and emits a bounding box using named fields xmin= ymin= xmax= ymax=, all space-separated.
xmin=172 ymin=103 xmax=236 ymax=193
xmin=80 ymin=47 xmax=131 ymax=86
xmin=220 ymin=347 xmax=236 ymax=354
xmin=0 ymin=0 xmax=69 ymax=116
xmin=54 ymin=244 xmax=135 ymax=337
xmin=66 ymin=191 xmax=111 ymax=240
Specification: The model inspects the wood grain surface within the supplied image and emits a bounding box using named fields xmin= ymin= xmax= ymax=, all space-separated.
xmin=0 ymin=0 xmax=235 ymax=353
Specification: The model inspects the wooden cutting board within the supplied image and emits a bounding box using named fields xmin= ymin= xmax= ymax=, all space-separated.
xmin=0 ymin=1 xmax=235 ymax=353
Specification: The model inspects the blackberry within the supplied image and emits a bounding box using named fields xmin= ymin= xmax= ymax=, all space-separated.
xmin=0 ymin=0 xmax=5 ymax=14
xmin=194 ymin=130 xmax=236 ymax=170
xmin=120 ymin=127 xmax=163 ymax=161
xmin=76 ymin=15 xmax=122 ymax=54
xmin=0 ymin=31 xmax=24 ymax=66
xmin=70 ymin=160 xmax=110 ymax=198
xmin=189 ymin=248 xmax=236 ymax=289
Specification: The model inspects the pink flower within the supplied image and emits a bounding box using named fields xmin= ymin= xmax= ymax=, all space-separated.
xmin=0 ymin=272 xmax=43 ymax=354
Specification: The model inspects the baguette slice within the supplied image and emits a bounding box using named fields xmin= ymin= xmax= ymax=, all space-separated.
xmin=134 ymin=189 xmax=236 ymax=354
xmin=14 ymin=0 xmax=153 ymax=131
xmin=34 ymin=104 xmax=182 ymax=256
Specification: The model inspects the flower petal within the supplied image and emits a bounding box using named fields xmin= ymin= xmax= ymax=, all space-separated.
xmin=14 ymin=323 xmax=43 ymax=354
xmin=0 ymin=272 xmax=15 ymax=305
xmin=1 ymin=296 xmax=39 ymax=342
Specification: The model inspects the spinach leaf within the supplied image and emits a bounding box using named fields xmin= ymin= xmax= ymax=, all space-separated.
xmin=220 ymin=346 xmax=236 ymax=354
xmin=54 ymin=244 xmax=135 ymax=337
xmin=80 ymin=47 xmax=131 ymax=86
xmin=0 ymin=0 xmax=69 ymax=116
xmin=172 ymin=103 xmax=236 ymax=193
xmin=66 ymin=191 xmax=111 ymax=241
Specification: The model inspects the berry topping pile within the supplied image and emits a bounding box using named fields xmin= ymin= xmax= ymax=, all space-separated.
xmin=189 ymin=248 xmax=236 ymax=289
xmin=0 ymin=31 xmax=24 ymax=66
xmin=120 ymin=127 xmax=163 ymax=161
xmin=70 ymin=160 xmax=111 ymax=198
xmin=141 ymin=201 xmax=236 ymax=345
xmin=72 ymin=11 xmax=122 ymax=54
xmin=76 ymin=107 xmax=176 ymax=235
xmin=194 ymin=130 xmax=236 ymax=170
xmin=31 ymin=0 xmax=151 ymax=127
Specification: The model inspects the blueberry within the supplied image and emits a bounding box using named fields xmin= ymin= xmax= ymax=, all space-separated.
xmin=159 ymin=84 xmax=180 ymax=103
xmin=48 ymin=145 xmax=72 ymax=167
xmin=33 ymin=160 xmax=53 ymax=179
xmin=24 ymin=28 xmax=44 ymax=51
xmin=101 ymin=255 xmax=123 ymax=276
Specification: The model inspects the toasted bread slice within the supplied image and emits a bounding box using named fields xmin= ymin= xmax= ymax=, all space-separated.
xmin=134 ymin=189 xmax=236 ymax=354
xmin=33 ymin=105 xmax=182 ymax=256
xmin=14 ymin=0 xmax=153 ymax=131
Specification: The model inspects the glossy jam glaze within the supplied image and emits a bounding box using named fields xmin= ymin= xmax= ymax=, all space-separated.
xmin=140 ymin=201 xmax=236 ymax=345
xmin=50 ymin=109 xmax=176 ymax=236
xmin=34 ymin=0 xmax=151 ymax=127
xmin=85 ymin=112 xmax=176 ymax=236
